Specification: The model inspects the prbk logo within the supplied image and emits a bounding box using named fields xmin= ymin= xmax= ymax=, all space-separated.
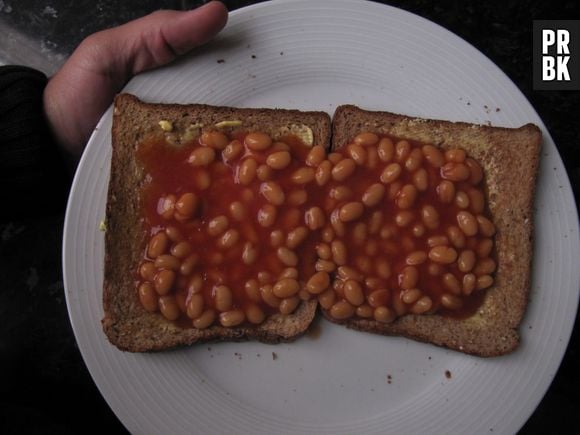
xmin=533 ymin=20 xmax=579 ymax=90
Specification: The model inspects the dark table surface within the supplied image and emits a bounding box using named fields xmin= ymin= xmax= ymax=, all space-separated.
xmin=1 ymin=1 xmax=578 ymax=434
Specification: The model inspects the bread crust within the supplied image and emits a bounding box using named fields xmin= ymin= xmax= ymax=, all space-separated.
xmin=327 ymin=105 xmax=542 ymax=357
xmin=102 ymin=94 xmax=331 ymax=352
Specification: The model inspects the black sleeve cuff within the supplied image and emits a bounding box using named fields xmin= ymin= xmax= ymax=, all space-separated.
xmin=0 ymin=66 xmax=70 ymax=220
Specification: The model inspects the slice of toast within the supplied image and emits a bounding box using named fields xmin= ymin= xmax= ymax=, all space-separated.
xmin=326 ymin=105 xmax=541 ymax=357
xmin=102 ymin=94 xmax=331 ymax=352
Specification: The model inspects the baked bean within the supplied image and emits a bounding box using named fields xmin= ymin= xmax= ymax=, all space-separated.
xmin=421 ymin=205 xmax=440 ymax=229
xmin=477 ymin=239 xmax=494 ymax=258
xmin=292 ymin=167 xmax=316 ymax=184
xmin=412 ymin=168 xmax=429 ymax=191
xmin=340 ymin=202 xmax=364 ymax=222
xmin=441 ymin=162 xmax=470 ymax=181
xmin=455 ymin=191 xmax=470 ymax=209
xmin=273 ymin=278 xmax=300 ymax=298
xmin=148 ymin=232 xmax=169 ymax=258
xmin=447 ymin=226 xmax=466 ymax=249
xmin=222 ymin=140 xmax=243 ymax=162
xmin=457 ymin=211 xmax=478 ymax=236
xmin=139 ymin=262 xmax=156 ymax=281
xmin=187 ymin=273 xmax=203 ymax=294
xmin=356 ymin=304 xmax=374 ymax=318
xmin=315 ymin=160 xmax=332 ymax=186
xmin=441 ymin=293 xmax=463 ymax=310
xmin=171 ymin=241 xmax=192 ymax=259
xmin=229 ymin=201 xmax=246 ymax=221
xmin=328 ymin=152 xmax=343 ymax=164
xmin=318 ymin=288 xmax=336 ymax=310
xmin=166 ymin=186 xmax=185 ymax=216
xmin=279 ymin=267 xmax=298 ymax=280
xmin=208 ymin=252 xmax=224 ymax=265
xmin=330 ymin=300 xmax=355 ymax=320
xmin=422 ymin=145 xmax=444 ymax=168
xmin=329 ymin=185 xmax=353 ymax=201
xmin=458 ymin=250 xmax=476 ymax=272
xmin=219 ymin=309 xmax=246 ymax=327
xmin=401 ymin=288 xmax=422 ymax=304
xmin=305 ymin=206 xmax=326 ymax=230
xmin=348 ymin=144 xmax=367 ymax=165
xmin=186 ymin=293 xmax=205 ymax=319
xmin=218 ymin=229 xmax=240 ymax=250
xmin=260 ymin=284 xmax=281 ymax=308
xmin=399 ymin=266 xmax=419 ymax=289
xmin=474 ymin=258 xmax=497 ymax=275
xmin=395 ymin=140 xmax=411 ymax=162
xmin=155 ymin=254 xmax=181 ymax=271
xmin=316 ymin=243 xmax=332 ymax=260
xmin=395 ymin=210 xmax=414 ymax=227
xmin=354 ymin=132 xmax=380 ymax=146
xmin=338 ymin=266 xmax=362 ymax=281
xmin=159 ymin=295 xmax=180 ymax=320
xmin=392 ymin=294 xmax=408 ymax=316
xmin=271 ymin=141 xmax=289 ymax=151
xmin=193 ymin=309 xmax=216 ymax=329
xmin=467 ymin=188 xmax=485 ymax=214
xmin=412 ymin=223 xmax=426 ymax=238
xmin=477 ymin=275 xmax=494 ymax=290
xmin=397 ymin=184 xmax=418 ymax=209
xmin=277 ymin=246 xmax=298 ymax=267
xmin=315 ymin=259 xmax=336 ymax=273
xmin=266 ymin=151 xmax=291 ymax=170
xmin=175 ymin=193 xmax=198 ymax=218
xmin=377 ymin=137 xmax=395 ymax=162
xmin=442 ymin=273 xmax=462 ymax=295
xmin=463 ymin=274 xmax=476 ymax=295
xmin=374 ymin=306 xmax=396 ymax=323
xmin=245 ymin=304 xmax=265 ymax=324
xmin=201 ymin=131 xmax=229 ymax=149
xmin=343 ymin=280 xmax=364 ymax=306
xmin=242 ymin=188 xmax=255 ymax=202
xmin=260 ymin=181 xmax=285 ymax=205
xmin=304 ymin=271 xmax=329 ymax=295
xmin=427 ymin=235 xmax=449 ymax=248
xmin=194 ymin=170 xmax=211 ymax=190
xmin=214 ymin=285 xmax=233 ymax=312
xmin=245 ymin=132 xmax=272 ymax=151
xmin=306 ymin=145 xmax=326 ymax=167
xmin=245 ymin=279 xmax=261 ymax=303
xmin=282 ymin=208 xmax=301 ymax=229
xmin=153 ymin=269 xmax=175 ymax=296
xmin=165 ymin=226 xmax=183 ymax=243
xmin=406 ymin=251 xmax=427 ymax=265
xmin=257 ymin=204 xmax=277 ymax=227
xmin=477 ymin=215 xmax=496 ymax=237
xmin=368 ymin=289 xmax=389 ymax=308
xmin=238 ymin=158 xmax=258 ymax=185
xmin=437 ymin=180 xmax=455 ymax=204
xmin=241 ymin=242 xmax=258 ymax=265
xmin=257 ymin=164 xmax=273 ymax=181
xmin=368 ymin=211 xmax=383 ymax=235
xmin=427 ymin=262 xmax=443 ymax=276
xmin=410 ymin=295 xmax=433 ymax=314
xmin=445 ymin=148 xmax=466 ymax=163
xmin=288 ymin=190 xmax=308 ymax=206
xmin=428 ymin=246 xmax=458 ymax=264
xmin=466 ymin=158 xmax=484 ymax=185
xmin=138 ymin=282 xmax=158 ymax=312
xmin=332 ymin=158 xmax=357 ymax=181
xmin=207 ymin=215 xmax=229 ymax=237
xmin=376 ymin=258 xmax=392 ymax=279
xmin=366 ymin=146 xmax=379 ymax=169
xmin=188 ymin=147 xmax=216 ymax=166
xmin=380 ymin=162 xmax=402 ymax=184
xmin=405 ymin=148 xmax=423 ymax=172
xmin=331 ymin=240 xmax=347 ymax=266
xmin=357 ymin=255 xmax=373 ymax=273
xmin=286 ymin=226 xmax=309 ymax=249
xmin=279 ymin=296 xmax=300 ymax=315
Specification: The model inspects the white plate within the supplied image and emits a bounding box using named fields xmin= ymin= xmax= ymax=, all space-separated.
xmin=63 ymin=1 xmax=580 ymax=434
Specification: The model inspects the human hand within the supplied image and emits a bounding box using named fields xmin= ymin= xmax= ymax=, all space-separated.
xmin=43 ymin=1 xmax=228 ymax=164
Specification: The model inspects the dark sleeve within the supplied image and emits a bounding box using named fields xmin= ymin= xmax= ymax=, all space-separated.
xmin=0 ymin=66 xmax=70 ymax=221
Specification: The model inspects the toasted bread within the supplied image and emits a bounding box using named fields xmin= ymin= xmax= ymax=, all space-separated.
xmin=326 ymin=105 xmax=542 ymax=357
xmin=102 ymin=94 xmax=331 ymax=352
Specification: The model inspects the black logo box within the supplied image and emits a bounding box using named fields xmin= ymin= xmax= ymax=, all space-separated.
xmin=533 ymin=20 xmax=580 ymax=91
